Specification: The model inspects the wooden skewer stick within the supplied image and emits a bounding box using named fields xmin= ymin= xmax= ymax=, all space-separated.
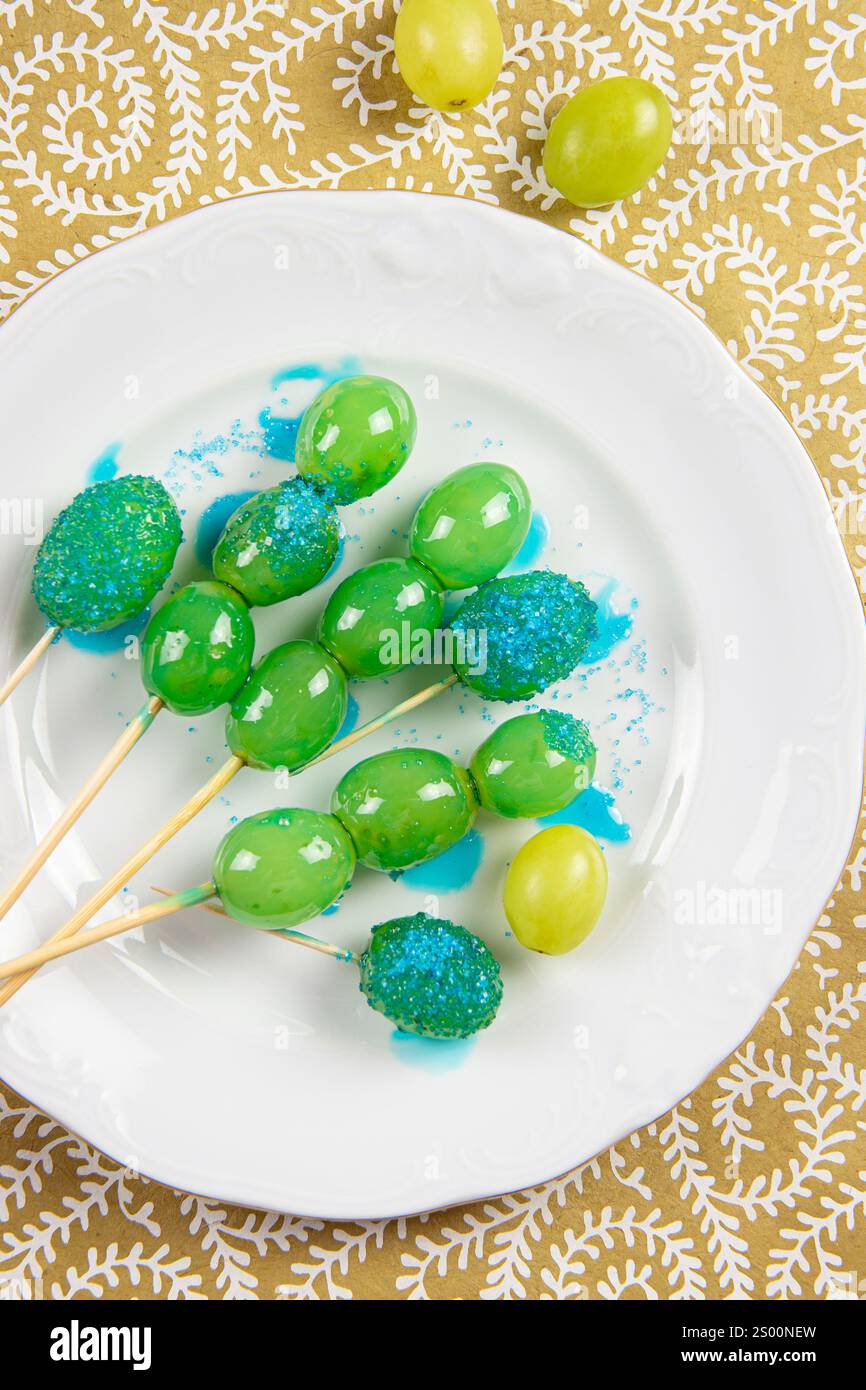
xmin=0 ymin=669 xmax=458 ymax=1004
xmin=0 ymin=696 xmax=163 ymax=924
xmin=0 ymin=881 xmax=357 ymax=980
xmin=151 ymin=886 xmax=356 ymax=962
xmin=0 ymin=753 xmax=244 ymax=1008
xmin=306 ymin=671 xmax=458 ymax=766
xmin=0 ymin=883 xmax=216 ymax=980
xmin=0 ymin=626 xmax=61 ymax=709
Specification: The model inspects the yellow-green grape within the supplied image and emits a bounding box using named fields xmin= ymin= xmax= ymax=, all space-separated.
xmin=394 ymin=0 xmax=503 ymax=112
xmin=543 ymin=77 xmax=673 ymax=209
xmin=503 ymin=824 xmax=607 ymax=954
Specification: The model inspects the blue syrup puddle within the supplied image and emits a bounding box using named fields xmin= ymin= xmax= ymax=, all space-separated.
xmin=260 ymin=357 xmax=361 ymax=463
xmin=64 ymin=606 xmax=151 ymax=654
xmin=390 ymin=1029 xmax=475 ymax=1072
xmin=539 ymin=784 xmax=631 ymax=842
xmin=503 ymin=510 xmax=550 ymax=574
xmin=86 ymin=442 xmax=122 ymax=483
xmin=399 ymin=828 xmax=484 ymax=892
xmin=582 ymin=577 xmax=636 ymax=664
xmin=194 ymin=490 xmax=257 ymax=566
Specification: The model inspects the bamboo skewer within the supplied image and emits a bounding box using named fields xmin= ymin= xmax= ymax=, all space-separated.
xmin=151 ymin=884 xmax=357 ymax=960
xmin=306 ymin=671 xmax=458 ymax=767
xmin=0 ymin=627 xmax=61 ymax=708
xmin=0 ymin=883 xmax=217 ymax=981
xmin=0 ymin=696 xmax=163 ymax=924
xmin=0 ymin=753 xmax=244 ymax=1008
xmin=0 ymin=670 xmax=458 ymax=1004
xmin=0 ymin=881 xmax=356 ymax=980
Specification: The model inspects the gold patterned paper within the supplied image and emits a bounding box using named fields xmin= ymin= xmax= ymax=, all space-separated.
xmin=0 ymin=0 xmax=864 ymax=1301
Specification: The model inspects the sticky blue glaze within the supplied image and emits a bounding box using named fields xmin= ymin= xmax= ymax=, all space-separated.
xmin=503 ymin=510 xmax=550 ymax=574
xmin=194 ymin=490 xmax=258 ymax=567
xmin=261 ymin=358 xmax=362 ymax=463
xmin=335 ymin=693 xmax=359 ymax=742
xmin=86 ymin=442 xmax=121 ymax=483
xmin=64 ymin=606 xmax=150 ymax=653
xmin=390 ymin=1029 xmax=475 ymax=1072
xmin=582 ymin=577 xmax=635 ymax=663
xmin=258 ymin=409 xmax=299 ymax=461
xmin=539 ymin=783 xmax=631 ymax=842
xmin=400 ymin=828 xmax=484 ymax=891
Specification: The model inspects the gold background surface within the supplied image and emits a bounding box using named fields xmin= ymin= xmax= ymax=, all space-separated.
xmin=0 ymin=0 xmax=864 ymax=1300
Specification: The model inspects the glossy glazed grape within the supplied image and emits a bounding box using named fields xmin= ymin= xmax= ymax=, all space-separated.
xmin=32 ymin=475 xmax=182 ymax=632
xmin=214 ymin=807 xmax=355 ymax=929
xmin=394 ymin=0 xmax=503 ymax=112
xmin=331 ymin=748 xmax=477 ymax=872
xmin=359 ymin=913 xmax=503 ymax=1039
xmin=318 ymin=557 xmax=444 ymax=679
xmin=295 ymin=375 xmax=416 ymax=504
xmin=225 ymin=639 xmax=347 ymax=771
xmin=503 ymin=824 xmax=608 ymax=954
xmin=212 ymin=479 xmax=340 ymax=606
xmin=543 ymin=77 xmax=672 ymax=209
xmin=141 ymin=581 xmax=255 ymax=715
xmin=409 ymin=462 xmax=531 ymax=589
xmin=470 ymin=710 xmax=596 ymax=818
xmin=451 ymin=570 xmax=597 ymax=701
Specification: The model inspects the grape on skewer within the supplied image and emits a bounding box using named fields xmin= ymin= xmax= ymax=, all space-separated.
xmin=1 ymin=711 xmax=595 ymax=1015
xmin=0 ymin=376 xmax=415 ymax=923
xmin=1 ymin=474 xmax=182 ymax=707
xmin=1 ymin=894 xmax=503 ymax=1041
xmin=0 ymin=560 xmax=595 ymax=1007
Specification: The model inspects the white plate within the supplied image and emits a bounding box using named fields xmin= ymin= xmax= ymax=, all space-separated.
xmin=0 ymin=192 xmax=862 ymax=1219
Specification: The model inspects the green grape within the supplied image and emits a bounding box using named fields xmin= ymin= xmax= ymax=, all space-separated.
xmin=212 ymin=479 xmax=339 ymax=606
xmin=332 ymin=748 xmax=477 ymax=872
xmin=225 ymin=639 xmax=347 ymax=771
xmin=543 ymin=77 xmax=673 ymax=208
xmin=318 ymin=557 xmax=444 ymax=679
xmin=409 ymin=462 xmax=531 ymax=589
xmin=470 ymin=710 xmax=596 ymax=818
xmin=503 ymin=824 xmax=607 ymax=954
xmin=359 ymin=913 xmax=503 ymax=1039
xmin=141 ymin=581 xmax=255 ymax=716
xmin=394 ymin=0 xmax=503 ymax=112
xmin=213 ymin=807 xmax=355 ymax=929
xmin=32 ymin=475 xmax=182 ymax=633
xmin=295 ymin=375 xmax=416 ymax=504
